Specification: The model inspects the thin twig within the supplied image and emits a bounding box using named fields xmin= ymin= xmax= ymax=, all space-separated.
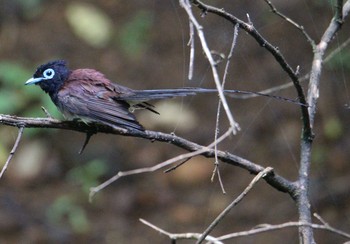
xmin=190 ymin=0 xmax=310 ymax=134
xmin=180 ymin=0 xmax=240 ymax=134
xmin=196 ymin=167 xmax=274 ymax=243
xmin=229 ymin=36 xmax=350 ymax=99
xmin=188 ymin=21 xmax=195 ymax=80
xmin=90 ymin=127 xmax=234 ymax=200
xmin=0 ymin=127 xmax=24 ymax=178
xmin=140 ymin=219 xmax=223 ymax=243
xmin=263 ymin=0 xmax=315 ymax=47
xmin=41 ymin=106 xmax=53 ymax=118
xmin=217 ymin=221 xmax=350 ymax=241
xmin=212 ymin=23 xmax=239 ymax=193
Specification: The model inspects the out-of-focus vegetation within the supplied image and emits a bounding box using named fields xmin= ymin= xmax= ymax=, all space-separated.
xmin=0 ymin=0 xmax=349 ymax=243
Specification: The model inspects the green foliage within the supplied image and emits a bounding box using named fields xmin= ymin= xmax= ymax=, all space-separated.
xmin=0 ymin=61 xmax=36 ymax=114
xmin=118 ymin=10 xmax=153 ymax=58
xmin=47 ymin=195 xmax=90 ymax=233
xmin=323 ymin=116 xmax=343 ymax=140
xmin=66 ymin=159 xmax=108 ymax=194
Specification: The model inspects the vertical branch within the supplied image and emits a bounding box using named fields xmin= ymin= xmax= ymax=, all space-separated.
xmin=212 ymin=24 xmax=240 ymax=191
xmin=180 ymin=0 xmax=240 ymax=134
xmin=188 ymin=21 xmax=195 ymax=80
xmin=298 ymin=1 xmax=350 ymax=242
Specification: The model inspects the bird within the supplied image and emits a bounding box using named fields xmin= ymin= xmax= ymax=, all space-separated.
xmin=25 ymin=60 xmax=304 ymax=131
xmin=24 ymin=60 xmax=220 ymax=131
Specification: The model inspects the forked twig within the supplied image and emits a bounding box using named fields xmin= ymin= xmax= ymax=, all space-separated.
xmin=180 ymin=0 xmax=241 ymax=134
xmin=140 ymin=219 xmax=223 ymax=243
xmin=196 ymin=167 xmax=274 ymax=243
xmin=264 ymin=0 xmax=315 ymax=47
xmin=89 ymin=127 xmax=235 ymax=201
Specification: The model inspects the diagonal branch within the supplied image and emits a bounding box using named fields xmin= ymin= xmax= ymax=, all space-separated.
xmin=196 ymin=167 xmax=274 ymax=243
xmin=0 ymin=114 xmax=297 ymax=197
xmin=190 ymin=0 xmax=311 ymax=135
xmin=0 ymin=126 xmax=24 ymax=178
xmin=263 ymin=0 xmax=315 ymax=47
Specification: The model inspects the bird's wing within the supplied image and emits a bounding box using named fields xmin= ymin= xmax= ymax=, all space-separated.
xmin=57 ymin=86 xmax=144 ymax=131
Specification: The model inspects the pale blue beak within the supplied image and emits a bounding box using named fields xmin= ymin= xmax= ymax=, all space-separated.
xmin=25 ymin=77 xmax=44 ymax=85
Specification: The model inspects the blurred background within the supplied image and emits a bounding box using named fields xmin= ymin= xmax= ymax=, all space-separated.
xmin=0 ymin=0 xmax=349 ymax=243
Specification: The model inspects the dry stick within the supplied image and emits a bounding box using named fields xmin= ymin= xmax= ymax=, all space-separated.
xmin=230 ymin=36 xmax=350 ymax=99
xmin=191 ymin=0 xmax=310 ymax=135
xmin=140 ymin=219 xmax=350 ymax=242
xmin=298 ymin=1 xmax=350 ymax=242
xmin=89 ymin=127 xmax=234 ymax=201
xmin=187 ymin=21 xmax=195 ymax=80
xmin=196 ymin=167 xmax=274 ymax=244
xmin=0 ymin=115 xmax=298 ymax=199
xmin=0 ymin=127 xmax=24 ymax=178
xmin=140 ymin=219 xmax=223 ymax=244
xmin=264 ymin=0 xmax=315 ymax=47
xmin=212 ymin=23 xmax=240 ymax=194
xmin=216 ymin=221 xmax=350 ymax=241
xmin=180 ymin=0 xmax=240 ymax=135
xmin=140 ymin=218 xmax=350 ymax=243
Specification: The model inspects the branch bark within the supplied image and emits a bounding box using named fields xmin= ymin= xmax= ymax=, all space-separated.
xmin=0 ymin=114 xmax=298 ymax=196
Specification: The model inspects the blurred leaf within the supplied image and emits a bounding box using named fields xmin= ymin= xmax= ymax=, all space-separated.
xmin=0 ymin=61 xmax=32 ymax=87
xmin=15 ymin=0 xmax=43 ymax=18
xmin=67 ymin=159 xmax=108 ymax=193
xmin=0 ymin=90 xmax=25 ymax=114
xmin=326 ymin=50 xmax=350 ymax=70
xmin=47 ymin=195 xmax=90 ymax=233
xmin=118 ymin=10 xmax=153 ymax=58
xmin=312 ymin=145 xmax=327 ymax=166
xmin=65 ymin=2 xmax=113 ymax=48
xmin=324 ymin=117 xmax=343 ymax=140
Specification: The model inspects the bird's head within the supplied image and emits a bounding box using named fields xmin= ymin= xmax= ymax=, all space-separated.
xmin=25 ymin=60 xmax=70 ymax=95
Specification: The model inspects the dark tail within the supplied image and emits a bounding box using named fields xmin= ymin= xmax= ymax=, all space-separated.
xmin=129 ymin=87 xmax=307 ymax=107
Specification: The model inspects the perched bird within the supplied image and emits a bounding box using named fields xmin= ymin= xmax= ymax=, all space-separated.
xmin=24 ymin=60 xmax=221 ymax=130
xmin=25 ymin=60 xmax=303 ymax=131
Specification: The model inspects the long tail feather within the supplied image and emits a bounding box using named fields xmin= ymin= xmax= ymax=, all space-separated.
xmin=129 ymin=88 xmax=307 ymax=107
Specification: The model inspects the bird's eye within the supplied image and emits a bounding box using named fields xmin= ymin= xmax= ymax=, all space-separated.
xmin=43 ymin=68 xmax=55 ymax=79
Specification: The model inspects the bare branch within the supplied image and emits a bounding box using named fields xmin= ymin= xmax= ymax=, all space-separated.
xmin=0 ymin=127 xmax=24 ymax=178
xmin=0 ymin=114 xmax=297 ymax=200
xmin=297 ymin=1 xmax=350 ymax=242
xmin=187 ymin=21 xmax=195 ymax=80
xmin=212 ymin=24 xmax=240 ymax=193
xmin=217 ymin=221 xmax=350 ymax=241
xmin=189 ymin=0 xmax=311 ymax=144
xmin=180 ymin=0 xmax=240 ymax=134
xmin=140 ymin=219 xmax=223 ymax=243
xmin=263 ymin=0 xmax=315 ymax=47
xmin=196 ymin=167 xmax=274 ymax=243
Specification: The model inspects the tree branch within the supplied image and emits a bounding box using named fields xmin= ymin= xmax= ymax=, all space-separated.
xmin=297 ymin=1 xmax=350 ymax=242
xmin=0 ymin=114 xmax=297 ymax=197
xmin=0 ymin=126 xmax=24 ymax=178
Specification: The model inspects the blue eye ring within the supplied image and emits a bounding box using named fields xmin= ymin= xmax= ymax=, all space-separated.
xmin=43 ymin=68 xmax=55 ymax=79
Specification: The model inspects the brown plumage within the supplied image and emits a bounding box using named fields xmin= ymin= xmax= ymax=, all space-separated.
xmin=25 ymin=60 xmax=305 ymax=131
xmin=25 ymin=60 xmax=218 ymax=131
